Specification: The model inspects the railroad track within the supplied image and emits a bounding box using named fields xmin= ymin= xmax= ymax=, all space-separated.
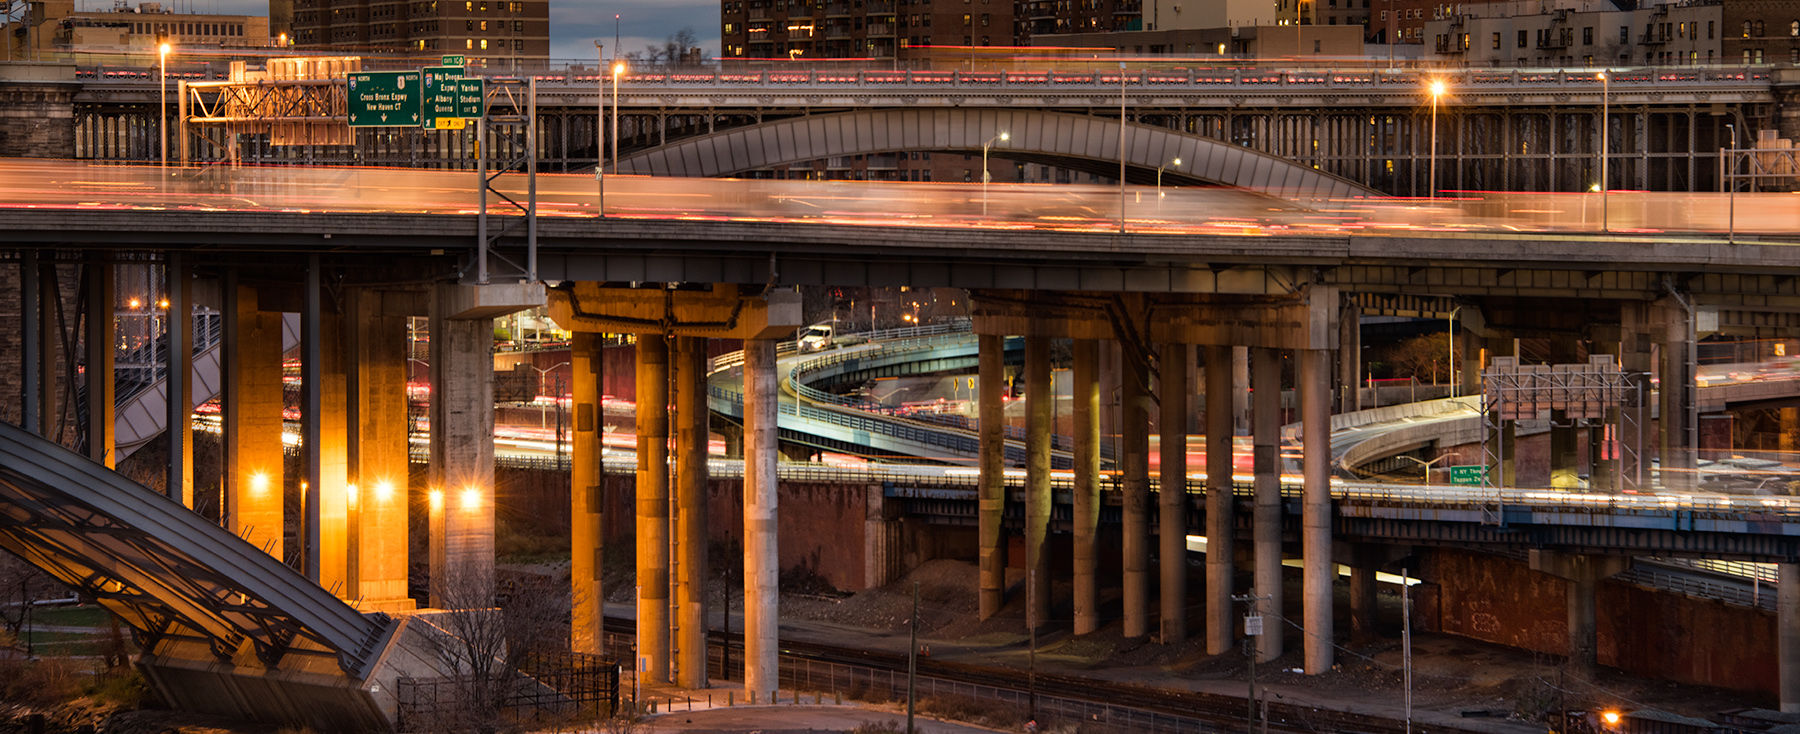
xmin=601 ymin=617 xmax=1491 ymax=734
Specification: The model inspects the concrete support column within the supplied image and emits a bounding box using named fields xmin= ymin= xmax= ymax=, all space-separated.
xmin=1025 ymin=336 xmax=1052 ymax=631
xmin=743 ymin=338 xmax=780 ymax=698
xmin=347 ymin=289 xmax=410 ymax=610
xmin=1656 ymin=301 xmax=1697 ymax=490
xmin=635 ymin=333 xmax=671 ymax=684
xmin=1348 ymin=545 xmax=1383 ymax=642
xmin=426 ymin=285 xmax=499 ymax=610
xmin=1782 ymin=408 xmax=1800 ymax=456
xmin=225 ymin=280 xmax=284 ymax=563
xmin=38 ymin=259 xmax=59 ymax=438
xmin=1121 ymin=344 xmax=1153 ymax=640
xmin=1160 ymin=342 xmax=1191 ymax=645
xmin=1206 ymin=344 xmax=1235 ymax=653
xmin=977 ymin=334 xmax=1006 ymax=620
xmin=674 ymin=336 xmax=710 ymax=689
xmin=1549 ymin=340 xmax=1581 ymax=489
xmin=864 ymin=485 xmax=902 ymax=589
xmin=1232 ymin=346 xmax=1250 ymax=436
xmin=1620 ymin=305 xmax=1654 ymax=492
xmin=1072 ymin=339 xmax=1101 ymax=636
xmin=1530 ymin=550 xmax=1629 ymax=681
xmin=167 ymin=252 xmax=192 ymax=507
xmin=313 ymin=306 xmax=350 ymax=597
xmin=1780 ymin=562 xmax=1800 ymax=712
xmin=1252 ymin=347 xmax=1283 ymax=663
xmin=21 ymin=250 xmax=42 ymax=435
xmin=85 ymin=255 xmax=114 ymax=468
xmin=1339 ymin=303 xmax=1361 ymax=414
xmin=570 ymin=332 xmax=605 ymax=655
xmin=1300 ymin=348 xmax=1334 ymax=674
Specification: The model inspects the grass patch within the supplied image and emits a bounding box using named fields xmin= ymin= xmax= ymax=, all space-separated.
xmin=32 ymin=606 xmax=111 ymax=628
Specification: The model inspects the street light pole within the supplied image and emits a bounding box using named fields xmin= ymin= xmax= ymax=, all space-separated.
xmin=1118 ymin=61 xmax=1127 ymax=234
xmin=1727 ymin=122 xmax=1737 ymax=243
xmin=604 ymin=40 xmax=612 ymax=217
xmin=159 ymin=42 xmax=170 ymax=171
xmin=981 ymin=131 xmax=1008 ymax=217
xmin=1599 ymin=70 xmax=1609 ymax=232
xmin=1447 ymin=306 xmax=1460 ymax=398
xmin=1427 ymin=79 xmax=1445 ymax=199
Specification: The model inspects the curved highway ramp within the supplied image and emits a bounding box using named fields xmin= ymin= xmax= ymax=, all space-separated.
xmin=0 ymin=420 xmax=456 ymax=731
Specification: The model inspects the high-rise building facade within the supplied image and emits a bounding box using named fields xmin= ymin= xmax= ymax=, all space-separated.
xmin=721 ymin=0 xmax=1144 ymax=59
xmin=286 ymin=0 xmax=549 ymax=61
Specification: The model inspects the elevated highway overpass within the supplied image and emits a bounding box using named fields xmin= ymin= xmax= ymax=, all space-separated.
xmin=12 ymin=156 xmax=1800 ymax=719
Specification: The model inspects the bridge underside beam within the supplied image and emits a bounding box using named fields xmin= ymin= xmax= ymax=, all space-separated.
xmin=546 ymin=283 xmax=802 ymax=338
xmin=970 ymin=289 xmax=1336 ymax=350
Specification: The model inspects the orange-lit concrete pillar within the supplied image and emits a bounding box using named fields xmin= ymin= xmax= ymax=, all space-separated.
xmin=85 ymin=254 xmax=114 ymax=468
xmin=1025 ymin=335 xmax=1052 ymax=631
xmin=225 ymin=278 xmax=284 ymax=562
xmin=977 ymin=334 xmax=1006 ymax=620
xmin=1072 ymin=339 xmax=1101 ymax=635
xmin=167 ymin=252 xmax=193 ymax=507
xmin=1300 ymin=347 xmax=1334 ymax=674
xmin=427 ymin=284 xmax=503 ymax=609
xmin=674 ymin=336 xmax=710 ymax=689
xmin=1252 ymin=346 xmax=1283 ymax=663
xmin=317 ymin=307 xmax=350 ymax=598
xmin=1159 ymin=342 xmax=1191 ymax=645
xmin=743 ymin=337 xmax=780 ymax=698
xmin=636 ymin=333 xmax=672 ymax=683
xmin=571 ymin=331 xmax=605 ymax=655
xmin=347 ymin=288 xmax=412 ymax=610
xmin=1121 ymin=344 xmax=1152 ymax=640
xmin=1204 ymin=344 xmax=1234 ymax=654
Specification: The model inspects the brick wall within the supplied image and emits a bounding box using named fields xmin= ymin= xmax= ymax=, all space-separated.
xmin=0 ymin=83 xmax=76 ymax=158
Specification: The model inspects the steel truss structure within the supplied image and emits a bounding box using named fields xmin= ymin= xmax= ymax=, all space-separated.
xmin=1479 ymin=355 xmax=1645 ymax=515
xmin=0 ymin=420 xmax=394 ymax=675
xmin=477 ymin=77 xmax=538 ymax=284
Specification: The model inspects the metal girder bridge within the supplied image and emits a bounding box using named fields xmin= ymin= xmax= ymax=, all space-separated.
xmin=0 ymin=420 xmax=413 ymax=730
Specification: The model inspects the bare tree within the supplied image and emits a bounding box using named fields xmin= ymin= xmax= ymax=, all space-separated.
xmin=408 ymin=567 xmax=571 ymax=733
xmin=1384 ymin=333 xmax=1449 ymax=385
xmin=0 ymin=552 xmax=61 ymax=640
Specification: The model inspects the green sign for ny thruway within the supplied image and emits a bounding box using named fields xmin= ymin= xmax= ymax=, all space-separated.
xmin=1449 ymin=465 xmax=1487 ymax=486
xmin=346 ymin=71 xmax=422 ymax=127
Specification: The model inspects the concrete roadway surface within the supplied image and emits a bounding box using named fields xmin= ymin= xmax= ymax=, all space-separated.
xmin=640 ymin=705 xmax=999 ymax=733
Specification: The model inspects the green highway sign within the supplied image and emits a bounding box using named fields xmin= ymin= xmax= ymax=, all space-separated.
xmin=1449 ymin=465 xmax=1487 ymax=486
xmin=421 ymin=67 xmax=475 ymax=129
xmin=441 ymin=54 xmax=466 ymax=67
xmin=346 ymin=71 xmax=422 ymax=127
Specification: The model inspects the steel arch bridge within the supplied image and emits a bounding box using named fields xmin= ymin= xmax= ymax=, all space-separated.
xmin=615 ymin=107 xmax=1382 ymax=200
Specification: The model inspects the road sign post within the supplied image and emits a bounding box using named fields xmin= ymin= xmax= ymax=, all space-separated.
xmin=346 ymin=71 xmax=423 ymax=127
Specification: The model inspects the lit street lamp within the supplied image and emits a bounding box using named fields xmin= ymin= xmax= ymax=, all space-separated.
xmin=1427 ymin=79 xmax=1445 ymax=199
xmin=1157 ymin=157 xmax=1181 ymax=196
xmin=611 ymin=61 xmax=625 ymax=183
xmin=981 ymin=131 xmax=1008 ymax=216
xmin=1117 ymin=61 xmax=1127 ymax=234
xmin=159 ymin=42 xmax=170 ymax=171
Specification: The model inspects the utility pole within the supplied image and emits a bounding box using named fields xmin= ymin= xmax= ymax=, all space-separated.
xmin=1403 ymin=568 xmax=1414 ymax=734
xmin=1233 ymin=589 xmax=1271 ymax=734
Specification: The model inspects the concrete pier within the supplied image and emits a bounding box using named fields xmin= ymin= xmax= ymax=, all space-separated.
xmin=743 ymin=338 xmax=780 ymax=699
xmin=1122 ymin=346 xmax=1152 ymax=640
xmin=1025 ymin=335 xmax=1052 ymax=631
xmin=977 ymin=334 xmax=1005 ymax=620
xmin=168 ymin=253 xmax=192 ymax=507
xmin=570 ymin=332 xmax=605 ymax=655
xmin=1782 ymin=562 xmax=1800 ymax=712
xmin=1300 ymin=347 xmax=1334 ymax=674
xmin=1072 ymin=339 xmax=1101 ymax=636
xmin=1160 ymin=342 xmax=1190 ymax=645
xmin=1530 ymin=550 xmax=1629 ymax=680
xmin=84 ymin=255 xmax=114 ymax=468
xmin=347 ymin=289 xmax=411 ymax=610
xmin=674 ymin=336 xmax=709 ymax=689
xmin=1252 ymin=347 xmax=1283 ymax=663
xmin=225 ymin=281 xmax=284 ymax=563
xmin=1203 ymin=344 xmax=1231 ymax=654
xmin=636 ymin=333 xmax=672 ymax=683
